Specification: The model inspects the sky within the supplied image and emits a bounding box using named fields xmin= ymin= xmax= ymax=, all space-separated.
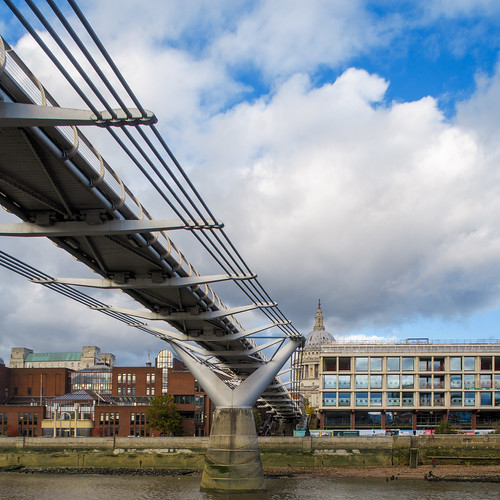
xmin=1 ymin=0 xmax=500 ymax=366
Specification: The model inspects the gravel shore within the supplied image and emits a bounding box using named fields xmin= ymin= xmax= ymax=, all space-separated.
xmin=2 ymin=464 xmax=499 ymax=482
xmin=263 ymin=465 xmax=500 ymax=482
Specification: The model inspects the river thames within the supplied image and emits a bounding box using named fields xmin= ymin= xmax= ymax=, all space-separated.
xmin=1 ymin=473 xmax=499 ymax=500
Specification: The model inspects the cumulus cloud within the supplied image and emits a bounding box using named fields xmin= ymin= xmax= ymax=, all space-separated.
xmin=184 ymin=65 xmax=500 ymax=334
xmin=2 ymin=1 xmax=500 ymax=364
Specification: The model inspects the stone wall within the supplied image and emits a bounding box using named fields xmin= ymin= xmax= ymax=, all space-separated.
xmin=0 ymin=435 xmax=499 ymax=470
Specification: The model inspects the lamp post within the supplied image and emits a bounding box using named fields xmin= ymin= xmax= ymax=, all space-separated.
xmin=19 ymin=414 xmax=24 ymax=437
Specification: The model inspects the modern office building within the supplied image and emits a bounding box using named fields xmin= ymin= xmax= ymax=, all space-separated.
xmin=295 ymin=304 xmax=500 ymax=432
xmin=318 ymin=340 xmax=500 ymax=431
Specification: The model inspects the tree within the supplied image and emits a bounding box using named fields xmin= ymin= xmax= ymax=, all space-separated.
xmin=253 ymin=408 xmax=263 ymax=433
xmin=434 ymin=421 xmax=456 ymax=434
xmin=146 ymin=394 xmax=183 ymax=436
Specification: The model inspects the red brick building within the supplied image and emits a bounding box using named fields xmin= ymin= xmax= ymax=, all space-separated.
xmin=0 ymin=365 xmax=72 ymax=437
xmin=0 ymin=357 xmax=213 ymax=437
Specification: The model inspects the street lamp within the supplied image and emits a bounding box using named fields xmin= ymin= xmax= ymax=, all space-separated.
xmin=19 ymin=415 xmax=23 ymax=437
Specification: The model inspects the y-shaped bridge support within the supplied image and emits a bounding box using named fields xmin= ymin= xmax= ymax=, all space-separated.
xmin=169 ymin=338 xmax=300 ymax=492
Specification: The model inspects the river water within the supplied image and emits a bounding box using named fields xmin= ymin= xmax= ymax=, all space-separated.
xmin=1 ymin=473 xmax=499 ymax=500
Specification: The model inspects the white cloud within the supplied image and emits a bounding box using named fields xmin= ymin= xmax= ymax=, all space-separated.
xmin=181 ymin=64 xmax=500 ymax=334
xmin=2 ymin=1 xmax=500 ymax=365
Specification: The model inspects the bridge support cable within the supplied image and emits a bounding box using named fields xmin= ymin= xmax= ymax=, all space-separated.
xmin=4 ymin=0 xmax=300 ymax=338
xmin=1 ymin=0 xmax=304 ymax=434
xmin=0 ymin=248 xmax=299 ymax=411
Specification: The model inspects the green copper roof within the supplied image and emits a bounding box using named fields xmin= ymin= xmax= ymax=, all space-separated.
xmin=24 ymin=352 xmax=81 ymax=362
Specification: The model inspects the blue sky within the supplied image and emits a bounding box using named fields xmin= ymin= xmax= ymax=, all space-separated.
xmin=1 ymin=1 xmax=500 ymax=364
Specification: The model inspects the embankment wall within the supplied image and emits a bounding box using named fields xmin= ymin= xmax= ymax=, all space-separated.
xmin=0 ymin=435 xmax=499 ymax=470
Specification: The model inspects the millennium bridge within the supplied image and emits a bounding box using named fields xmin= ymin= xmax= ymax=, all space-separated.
xmin=0 ymin=0 xmax=304 ymax=492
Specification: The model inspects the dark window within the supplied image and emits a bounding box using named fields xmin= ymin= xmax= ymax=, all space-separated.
xmin=27 ymin=387 xmax=32 ymax=396
xmin=481 ymin=357 xmax=492 ymax=371
xmin=174 ymin=395 xmax=195 ymax=404
xmin=338 ymin=357 xmax=351 ymax=371
xmin=323 ymin=357 xmax=337 ymax=371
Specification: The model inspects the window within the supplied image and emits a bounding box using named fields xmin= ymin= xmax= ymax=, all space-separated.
xmin=117 ymin=374 xmax=122 ymax=384
xmin=338 ymin=375 xmax=351 ymax=389
xmin=323 ymin=357 xmax=337 ymax=371
xmin=433 ymin=357 xmax=444 ymax=371
xmin=338 ymin=357 xmax=351 ymax=371
xmin=387 ymin=357 xmax=400 ymax=371
xmin=402 ymin=357 xmax=414 ymax=371
xmin=480 ymin=392 xmax=492 ymax=406
xmin=419 ymin=393 xmax=432 ymax=406
xmin=402 ymin=392 xmax=414 ymax=406
xmin=323 ymin=392 xmax=337 ymax=406
xmin=480 ymin=357 xmax=492 ymax=371
xmin=464 ymin=374 xmax=475 ymax=389
xmin=495 ymin=392 xmax=500 ymax=407
xmin=387 ymin=392 xmax=400 ymax=406
xmin=370 ymin=358 xmax=382 ymax=371
xmin=480 ymin=375 xmax=492 ymax=389
xmin=356 ymin=392 xmax=369 ymax=406
xmin=433 ymin=376 xmax=444 ymax=389
xmin=338 ymin=393 xmax=351 ymax=406
xmin=495 ymin=357 xmax=500 ymax=371
xmin=323 ymin=375 xmax=336 ymax=389
xmin=387 ymin=374 xmax=400 ymax=389
xmin=419 ymin=376 xmax=432 ymax=389
xmin=450 ymin=392 xmax=462 ymax=406
xmin=450 ymin=375 xmax=462 ymax=389
xmin=355 ymin=375 xmax=368 ymax=389
xmin=495 ymin=375 xmax=500 ymax=390
xmin=370 ymin=393 xmax=382 ymax=406
xmin=450 ymin=357 xmax=462 ymax=371
xmin=402 ymin=375 xmax=414 ymax=389
xmin=433 ymin=393 xmax=444 ymax=406
xmin=355 ymin=357 xmax=368 ymax=371
xmin=174 ymin=395 xmax=195 ymax=404
xmin=464 ymin=392 xmax=476 ymax=406
xmin=419 ymin=358 xmax=432 ymax=371
xmin=370 ymin=375 xmax=382 ymax=389
xmin=464 ymin=357 xmax=475 ymax=371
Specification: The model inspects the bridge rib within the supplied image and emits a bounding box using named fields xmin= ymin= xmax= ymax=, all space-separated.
xmin=0 ymin=3 xmax=303 ymax=427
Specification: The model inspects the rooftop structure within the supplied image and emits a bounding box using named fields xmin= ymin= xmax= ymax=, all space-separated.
xmin=9 ymin=346 xmax=116 ymax=370
xmin=304 ymin=300 xmax=335 ymax=350
xmin=297 ymin=301 xmax=335 ymax=408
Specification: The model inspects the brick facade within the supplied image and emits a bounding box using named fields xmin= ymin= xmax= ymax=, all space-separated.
xmin=0 ymin=361 xmax=214 ymax=437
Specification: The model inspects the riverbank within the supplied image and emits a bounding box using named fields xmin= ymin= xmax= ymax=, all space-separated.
xmin=264 ymin=464 xmax=500 ymax=481
xmin=1 ymin=464 xmax=499 ymax=482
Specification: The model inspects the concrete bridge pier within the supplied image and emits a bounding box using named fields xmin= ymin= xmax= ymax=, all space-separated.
xmin=201 ymin=407 xmax=265 ymax=492
xmin=169 ymin=338 xmax=301 ymax=492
